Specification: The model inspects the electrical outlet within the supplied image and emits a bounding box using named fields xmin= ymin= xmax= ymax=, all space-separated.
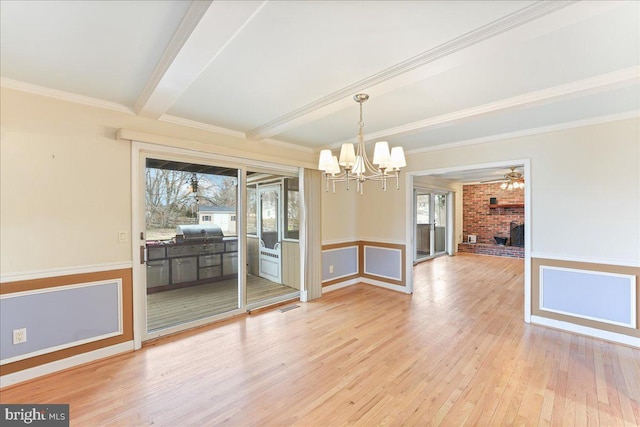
xmin=329 ymin=265 xmax=334 ymax=273
xmin=118 ymin=231 xmax=128 ymax=243
xmin=13 ymin=328 xmax=27 ymax=344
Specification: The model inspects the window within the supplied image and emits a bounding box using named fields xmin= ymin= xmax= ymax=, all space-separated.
xmin=416 ymin=194 xmax=430 ymax=224
xmin=230 ymin=215 xmax=236 ymax=222
xmin=284 ymin=177 xmax=299 ymax=239
xmin=202 ymin=215 xmax=212 ymax=222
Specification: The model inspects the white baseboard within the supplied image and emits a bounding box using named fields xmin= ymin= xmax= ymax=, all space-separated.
xmin=531 ymin=316 xmax=639 ymax=348
xmin=362 ymin=277 xmax=410 ymax=294
xmin=323 ymin=277 xmax=410 ymax=294
xmin=0 ymin=341 xmax=134 ymax=388
xmin=323 ymin=278 xmax=360 ymax=293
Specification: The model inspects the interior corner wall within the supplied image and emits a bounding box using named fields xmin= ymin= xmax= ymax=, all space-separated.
xmin=356 ymin=183 xmax=406 ymax=243
xmin=320 ymin=176 xmax=408 ymax=292
xmin=321 ymin=183 xmax=359 ymax=243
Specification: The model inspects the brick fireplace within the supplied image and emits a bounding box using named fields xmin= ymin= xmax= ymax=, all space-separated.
xmin=458 ymin=182 xmax=524 ymax=258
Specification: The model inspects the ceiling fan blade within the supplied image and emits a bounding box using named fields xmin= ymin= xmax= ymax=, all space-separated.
xmin=480 ymin=179 xmax=507 ymax=183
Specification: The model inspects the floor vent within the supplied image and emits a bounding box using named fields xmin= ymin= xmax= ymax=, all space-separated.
xmin=279 ymin=304 xmax=300 ymax=313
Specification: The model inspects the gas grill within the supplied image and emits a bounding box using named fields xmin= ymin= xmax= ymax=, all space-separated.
xmin=175 ymin=224 xmax=224 ymax=243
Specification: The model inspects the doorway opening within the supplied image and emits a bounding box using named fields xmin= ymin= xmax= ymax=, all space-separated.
xmin=246 ymin=172 xmax=300 ymax=310
xmin=406 ymin=159 xmax=531 ymax=322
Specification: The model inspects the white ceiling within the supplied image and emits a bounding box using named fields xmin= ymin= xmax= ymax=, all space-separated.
xmin=1 ymin=0 xmax=638 ymax=160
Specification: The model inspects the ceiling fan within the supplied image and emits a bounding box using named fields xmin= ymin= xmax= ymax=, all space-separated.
xmin=481 ymin=166 xmax=524 ymax=189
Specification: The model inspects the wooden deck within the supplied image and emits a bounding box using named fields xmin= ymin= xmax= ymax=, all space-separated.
xmin=147 ymin=274 xmax=298 ymax=331
xmin=2 ymin=254 xmax=638 ymax=426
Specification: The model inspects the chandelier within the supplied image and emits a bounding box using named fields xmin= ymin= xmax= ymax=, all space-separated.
xmin=318 ymin=94 xmax=406 ymax=194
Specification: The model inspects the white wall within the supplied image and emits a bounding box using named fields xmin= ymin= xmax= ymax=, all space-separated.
xmin=321 ymin=182 xmax=359 ymax=243
xmin=356 ymin=182 xmax=406 ymax=243
xmin=0 ymin=88 xmax=316 ymax=275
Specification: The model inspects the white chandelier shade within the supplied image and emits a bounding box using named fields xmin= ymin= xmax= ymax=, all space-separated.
xmin=318 ymin=94 xmax=406 ymax=194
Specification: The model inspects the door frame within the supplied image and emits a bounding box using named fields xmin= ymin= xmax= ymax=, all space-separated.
xmin=131 ymin=141 xmax=301 ymax=348
xmin=405 ymin=159 xmax=532 ymax=323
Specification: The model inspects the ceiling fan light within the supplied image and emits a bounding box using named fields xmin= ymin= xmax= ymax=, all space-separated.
xmin=500 ymin=182 xmax=508 ymax=190
xmin=389 ymin=147 xmax=406 ymax=169
xmin=339 ymin=143 xmax=356 ymax=167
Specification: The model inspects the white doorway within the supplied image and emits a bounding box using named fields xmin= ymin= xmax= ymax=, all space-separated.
xmin=406 ymin=159 xmax=531 ymax=323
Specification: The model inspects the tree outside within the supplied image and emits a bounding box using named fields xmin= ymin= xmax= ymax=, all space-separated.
xmin=146 ymin=167 xmax=237 ymax=241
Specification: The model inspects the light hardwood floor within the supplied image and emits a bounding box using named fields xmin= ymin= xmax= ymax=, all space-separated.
xmin=2 ymin=254 xmax=638 ymax=426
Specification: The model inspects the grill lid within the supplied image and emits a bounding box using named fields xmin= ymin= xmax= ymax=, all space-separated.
xmin=175 ymin=224 xmax=224 ymax=242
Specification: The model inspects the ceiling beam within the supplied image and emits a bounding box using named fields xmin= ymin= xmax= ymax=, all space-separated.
xmin=135 ymin=0 xmax=267 ymax=119
xmin=245 ymin=0 xmax=579 ymax=141
xmin=351 ymin=66 xmax=640 ymax=145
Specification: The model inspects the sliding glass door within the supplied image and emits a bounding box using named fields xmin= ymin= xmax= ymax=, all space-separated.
xmin=134 ymin=144 xmax=305 ymax=344
xmin=143 ymin=158 xmax=240 ymax=334
xmin=414 ymin=189 xmax=448 ymax=262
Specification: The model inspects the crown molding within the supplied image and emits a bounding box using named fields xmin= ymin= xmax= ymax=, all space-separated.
xmin=0 ymin=77 xmax=134 ymax=114
xmin=406 ymin=110 xmax=640 ymax=155
xmin=245 ymin=0 xmax=576 ymax=141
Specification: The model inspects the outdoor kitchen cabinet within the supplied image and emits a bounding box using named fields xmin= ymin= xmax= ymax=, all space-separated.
xmin=146 ymin=237 xmax=238 ymax=293
xmin=171 ymin=257 xmax=198 ymax=284
xmin=146 ymin=259 xmax=169 ymax=288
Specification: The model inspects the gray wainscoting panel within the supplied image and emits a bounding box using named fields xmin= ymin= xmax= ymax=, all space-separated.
xmin=0 ymin=280 xmax=122 ymax=362
xmin=364 ymin=246 xmax=402 ymax=281
xmin=540 ymin=266 xmax=635 ymax=328
xmin=322 ymin=246 xmax=358 ymax=282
